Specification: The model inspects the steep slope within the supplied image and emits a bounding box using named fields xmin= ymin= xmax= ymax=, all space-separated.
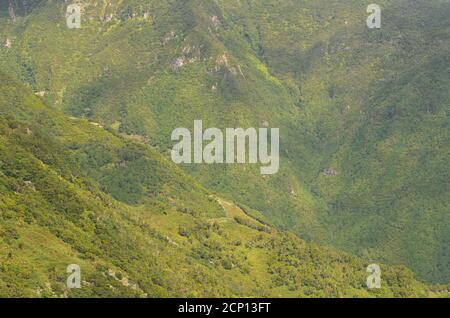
xmin=0 ymin=0 xmax=449 ymax=284
xmin=220 ymin=0 xmax=450 ymax=283
xmin=0 ymin=71 xmax=440 ymax=297
xmin=0 ymin=0 xmax=328 ymax=242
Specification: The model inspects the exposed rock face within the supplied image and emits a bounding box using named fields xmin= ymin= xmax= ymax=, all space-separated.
xmin=5 ymin=38 xmax=12 ymax=48
xmin=104 ymin=14 xmax=114 ymax=22
xmin=214 ymin=54 xmax=245 ymax=78
xmin=237 ymin=65 xmax=245 ymax=78
xmin=24 ymin=180 xmax=36 ymax=192
xmin=171 ymin=57 xmax=185 ymax=71
xmin=216 ymin=54 xmax=229 ymax=68
xmin=163 ymin=31 xmax=176 ymax=45
xmin=182 ymin=45 xmax=191 ymax=54
xmin=211 ymin=15 xmax=221 ymax=30
xmin=90 ymin=122 xmax=104 ymax=128
xmin=9 ymin=1 xmax=16 ymax=22
xmin=323 ymin=168 xmax=338 ymax=177
xmin=170 ymin=44 xmax=200 ymax=71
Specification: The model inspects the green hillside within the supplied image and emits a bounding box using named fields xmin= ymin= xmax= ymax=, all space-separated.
xmin=1 ymin=71 xmax=439 ymax=297
xmin=228 ymin=0 xmax=450 ymax=283
xmin=0 ymin=0 xmax=330 ymax=250
xmin=0 ymin=0 xmax=449 ymax=291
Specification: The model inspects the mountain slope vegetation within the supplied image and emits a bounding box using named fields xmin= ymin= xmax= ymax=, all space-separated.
xmin=229 ymin=0 xmax=450 ymax=283
xmin=0 ymin=71 xmax=439 ymax=297
xmin=0 ymin=0 xmax=449 ymax=286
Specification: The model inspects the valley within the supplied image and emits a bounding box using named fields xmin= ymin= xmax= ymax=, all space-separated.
xmin=0 ymin=0 xmax=449 ymax=297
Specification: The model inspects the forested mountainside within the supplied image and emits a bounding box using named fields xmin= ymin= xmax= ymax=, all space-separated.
xmin=228 ymin=0 xmax=450 ymax=284
xmin=0 ymin=71 xmax=438 ymax=297
xmin=0 ymin=0 xmax=448 ymax=289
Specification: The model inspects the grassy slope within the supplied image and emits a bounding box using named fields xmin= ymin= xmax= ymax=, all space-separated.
xmin=0 ymin=0 xmax=448 ymax=284
xmin=1 ymin=71 xmax=440 ymax=298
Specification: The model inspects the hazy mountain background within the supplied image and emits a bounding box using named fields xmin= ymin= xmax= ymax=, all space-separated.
xmin=0 ymin=0 xmax=449 ymax=296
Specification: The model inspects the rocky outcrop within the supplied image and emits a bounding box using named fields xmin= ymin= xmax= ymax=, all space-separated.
xmin=9 ymin=1 xmax=16 ymax=22
xmin=5 ymin=38 xmax=12 ymax=49
xmin=323 ymin=168 xmax=338 ymax=177
xmin=171 ymin=57 xmax=185 ymax=71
